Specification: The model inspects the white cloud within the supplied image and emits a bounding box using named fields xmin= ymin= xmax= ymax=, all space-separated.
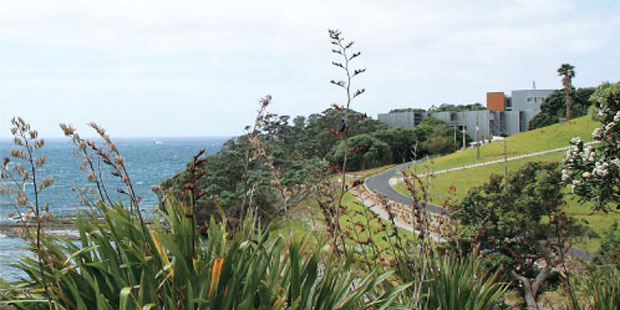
xmin=0 ymin=0 xmax=618 ymax=138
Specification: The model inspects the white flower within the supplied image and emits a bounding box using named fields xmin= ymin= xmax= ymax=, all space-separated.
xmin=584 ymin=147 xmax=597 ymax=162
xmin=562 ymin=172 xmax=570 ymax=182
xmin=572 ymin=179 xmax=581 ymax=186
xmin=615 ymin=111 xmax=620 ymax=123
xmin=571 ymin=137 xmax=582 ymax=145
xmin=593 ymin=162 xmax=610 ymax=177
xmin=593 ymin=128 xmax=603 ymax=139
xmin=612 ymin=158 xmax=620 ymax=167
xmin=606 ymin=122 xmax=616 ymax=132
xmin=582 ymin=172 xmax=591 ymax=178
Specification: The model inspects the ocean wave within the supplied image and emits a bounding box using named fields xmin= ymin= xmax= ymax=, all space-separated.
xmin=0 ymin=232 xmax=6 ymax=239
xmin=48 ymin=230 xmax=80 ymax=238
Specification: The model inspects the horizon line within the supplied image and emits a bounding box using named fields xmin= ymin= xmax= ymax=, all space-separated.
xmin=0 ymin=135 xmax=235 ymax=141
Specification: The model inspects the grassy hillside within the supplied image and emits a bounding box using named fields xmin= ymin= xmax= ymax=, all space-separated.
xmin=405 ymin=115 xmax=600 ymax=175
xmin=392 ymin=115 xmax=615 ymax=251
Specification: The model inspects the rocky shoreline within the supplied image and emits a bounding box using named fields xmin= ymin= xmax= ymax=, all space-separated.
xmin=0 ymin=215 xmax=85 ymax=240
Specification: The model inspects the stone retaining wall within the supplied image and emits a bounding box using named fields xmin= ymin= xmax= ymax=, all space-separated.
xmin=355 ymin=184 xmax=451 ymax=237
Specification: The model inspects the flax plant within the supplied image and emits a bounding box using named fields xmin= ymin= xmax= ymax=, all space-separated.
xmin=0 ymin=193 xmax=407 ymax=309
xmin=59 ymin=123 xmax=114 ymax=208
xmin=239 ymin=95 xmax=271 ymax=229
xmin=2 ymin=119 xmax=407 ymax=309
xmin=0 ymin=117 xmax=55 ymax=309
xmin=577 ymin=267 xmax=620 ymax=309
xmin=328 ymin=29 xmax=366 ymax=256
xmin=59 ymin=123 xmax=147 ymax=230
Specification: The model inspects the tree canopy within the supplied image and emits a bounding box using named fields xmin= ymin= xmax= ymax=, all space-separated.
xmin=528 ymin=87 xmax=595 ymax=130
xmin=452 ymin=162 xmax=582 ymax=309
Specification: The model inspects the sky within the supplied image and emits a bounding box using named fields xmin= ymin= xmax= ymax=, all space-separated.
xmin=0 ymin=0 xmax=619 ymax=138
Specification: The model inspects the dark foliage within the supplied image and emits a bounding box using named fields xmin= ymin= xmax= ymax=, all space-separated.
xmin=451 ymin=162 xmax=583 ymax=309
xmin=429 ymin=103 xmax=486 ymax=113
xmin=529 ymin=88 xmax=595 ymax=130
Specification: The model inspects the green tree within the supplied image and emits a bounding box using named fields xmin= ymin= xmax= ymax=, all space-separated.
xmin=558 ymin=63 xmax=576 ymax=121
xmin=429 ymin=103 xmax=485 ymax=113
xmin=423 ymin=136 xmax=455 ymax=155
xmin=292 ymin=115 xmax=306 ymax=128
xmin=528 ymin=88 xmax=594 ymax=130
xmin=414 ymin=117 xmax=470 ymax=152
xmin=303 ymin=108 xmax=387 ymax=158
xmin=528 ymin=112 xmax=559 ymax=130
xmin=163 ymin=106 xmax=323 ymax=225
xmin=327 ymin=134 xmax=390 ymax=171
xmin=452 ymin=162 xmax=581 ymax=310
xmin=372 ymin=127 xmax=419 ymax=163
xmin=594 ymin=222 xmax=620 ymax=268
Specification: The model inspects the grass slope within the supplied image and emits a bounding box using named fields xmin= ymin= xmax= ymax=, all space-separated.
xmin=405 ymin=115 xmax=600 ymax=175
xmin=393 ymin=115 xmax=615 ymax=252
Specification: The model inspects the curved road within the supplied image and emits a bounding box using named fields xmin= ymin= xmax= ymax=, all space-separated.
xmin=364 ymin=161 xmax=593 ymax=261
xmin=364 ymin=162 xmax=446 ymax=215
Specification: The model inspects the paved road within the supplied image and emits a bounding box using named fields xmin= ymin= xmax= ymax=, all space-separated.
xmin=364 ymin=161 xmax=446 ymax=215
xmin=363 ymin=161 xmax=593 ymax=261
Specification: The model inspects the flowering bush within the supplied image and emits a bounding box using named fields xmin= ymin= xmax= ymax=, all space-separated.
xmin=563 ymin=82 xmax=620 ymax=211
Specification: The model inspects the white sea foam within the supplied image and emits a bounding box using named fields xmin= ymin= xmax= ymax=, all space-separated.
xmin=48 ymin=230 xmax=80 ymax=238
xmin=0 ymin=233 xmax=6 ymax=239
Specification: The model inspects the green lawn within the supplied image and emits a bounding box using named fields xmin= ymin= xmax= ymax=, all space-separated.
xmin=398 ymin=152 xmax=565 ymax=202
xmin=405 ymin=115 xmax=600 ymax=176
xmin=391 ymin=116 xmax=616 ymax=252
xmin=395 ymin=150 xmax=618 ymax=252
xmin=339 ymin=192 xmax=416 ymax=251
xmin=285 ymin=190 xmax=415 ymax=258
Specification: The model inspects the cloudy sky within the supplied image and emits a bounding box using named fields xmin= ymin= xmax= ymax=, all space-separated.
xmin=0 ymin=0 xmax=619 ymax=138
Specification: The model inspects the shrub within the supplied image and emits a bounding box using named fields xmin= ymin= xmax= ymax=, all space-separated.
xmin=0 ymin=197 xmax=406 ymax=310
xmin=563 ymin=82 xmax=620 ymax=211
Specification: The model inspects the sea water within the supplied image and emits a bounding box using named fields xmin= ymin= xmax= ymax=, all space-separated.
xmin=0 ymin=137 xmax=227 ymax=281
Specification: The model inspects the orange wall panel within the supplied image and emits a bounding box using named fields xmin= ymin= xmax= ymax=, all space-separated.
xmin=486 ymin=92 xmax=505 ymax=111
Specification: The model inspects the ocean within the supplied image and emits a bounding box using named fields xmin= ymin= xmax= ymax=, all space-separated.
xmin=0 ymin=136 xmax=227 ymax=281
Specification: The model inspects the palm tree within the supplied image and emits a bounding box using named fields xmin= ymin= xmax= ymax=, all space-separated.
xmin=557 ymin=63 xmax=576 ymax=121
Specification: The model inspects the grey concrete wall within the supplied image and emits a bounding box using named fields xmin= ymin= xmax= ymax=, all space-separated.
xmin=489 ymin=111 xmax=501 ymax=136
xmin=510 ymin=89 xmax=553 ymax=112
xmin=429 ymin=110 xmax=493 ymax=141
xmin=503 ymin=111 xmax=520 ymax=135
xmin=430 ymin=111 xmax=453 ymax=123
xmin=377 ymin=111 xmax=416 ymax=128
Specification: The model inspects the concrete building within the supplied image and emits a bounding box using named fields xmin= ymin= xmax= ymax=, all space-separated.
xmin=377 ymin=89 xmax=554 ymax=139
